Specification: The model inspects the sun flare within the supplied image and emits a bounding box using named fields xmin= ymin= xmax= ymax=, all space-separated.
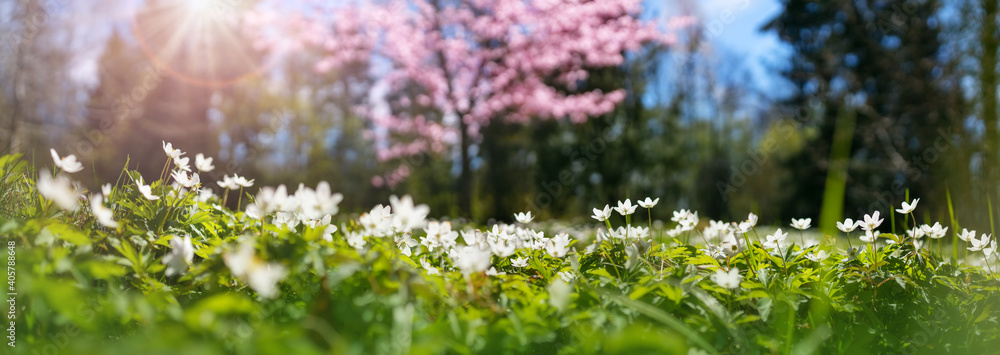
xmin=130 ymin=0 xmax=263 ymax=88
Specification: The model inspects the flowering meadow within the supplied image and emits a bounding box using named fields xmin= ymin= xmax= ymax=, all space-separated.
xmin=3 ymin=146 xmax=1000 ymax=355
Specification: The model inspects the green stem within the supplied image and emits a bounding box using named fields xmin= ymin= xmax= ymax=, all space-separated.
xmin=775 ymin=240 xmax=789 ymax=276
xmin=871 ymin=241 xmax=878 ymax=274
xmin=237 ymin=187 xmax=244 ymax=210
xmin=598 ymin=218 xmax=623 ymax=279
xmin=784 ymin=300 xmax=795 ymax=354
xmin=647 ymin=208 xmax=653 ymax=246
xmin=741 ymin=231 xmax=758 ymax=278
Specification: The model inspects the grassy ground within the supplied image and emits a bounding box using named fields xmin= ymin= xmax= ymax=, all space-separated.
xmin=3 ymin=152 xmax=1000 ymax=354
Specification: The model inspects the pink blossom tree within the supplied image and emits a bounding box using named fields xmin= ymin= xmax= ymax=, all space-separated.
xmin=252 ymin=0 xmax=676 ymax=214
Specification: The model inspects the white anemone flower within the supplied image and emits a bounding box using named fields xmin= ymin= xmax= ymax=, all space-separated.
xmin=360 ymin=204 xmax=393 ymax=237
xmin=162 ymin=235 xmax=194 ymax=276
xmin=710 ymin=267 xmax=742 ymax=289
xmin=763 ymin=228 xmax=788 ymax=251
xmin=461 ymin=230 xmax=487 ymax=249
xmin=790 ymin=218 xmax=811 ymax=230
xmin=162 ymin=141 xmax=184 ymax=159
xmin=637 ymin=197 xmax=659 ymax=208
xmin=630 ymin=225 xmax=650 ymax=240
xmin=485 ymin=267 xmax=505 ymax=276
xmin=344 ymin=231 xmax=366 ymax=250
xmin=859 ymin=230 xmax=879 ymax=243
xmin=678 ymin=211 xmax=699 ymax=232
xmin=273 ymin=211 xmax=300 ymax=230
xmin=453 ymin=245 xmax=492 ymax=275
xmin=37 ymin=170 xmax=79 ymax=211
xmin=557 ymin=271 xmax=576 ymax=282
xmin=968 ymin=234 xmax=992 ymax=252
xmin=861 ymin=211 xmax=884 ymax=231
xmin=195 ymin=153 xmax=215 ymax=172
xmin=958 ymin=229 xmax=977 ymax=243
xmin=50 ymin=149 xmax=83 ymax=173
xmin=896 ymin=198 xmax=919 ymax=214
xmin=420 ymin=259 xmax=440 ymax=275
xmin=489 ymin=238 xmax=517 ymax=258
xmin=837 ymin=218 xmax=858 ymax=233
xmin=671 ymin=209 xmax=693 ymax=222
xmin=232 ymin=174 xmax=255 ymax=188
xmin=511 ymin=256 xmax=529 ymax=268
xmin=422 ymin=221 xmax=459 ymax=252
xmin=737 ymin=213 xmax=758 ymax=232
xmin=217 ymin=175 xmax=239 ymax=190
xmin=545 ymin=233 xmax=572 ymax=258
xmin=135 ymin=176 xmax=160 ymax=201
xmin=304 ymin=214 xmax=338 ymax=242
xmin=313 ymin=181 xmax=343 ymax=217
xmin=614 ymin=199 xmax=637 ymax=216
xmin=514 ymin=211 xmax=534 ymax=224
xmin=223 ymin=241 xmax=288 ymax=299
xmin=390 ymin=195 xmax=430 ymax=233
xmin=806 ymin=250 xmax=829 ymax=262
xmin=924 ymin=222 xmax=948 ymax=239
xmin=396 ymin=234 xmax=418 ymax=256
xmin=591 ymin=205 xmax=612 ymax=222
xmin=170 ymin=170 xmax=200 ymax=188
xmin=89 ymin=194 xmax=118 ymax=228
xmin=196 ymin=188 xmax=215 ymax=203
xmin=245 ymin=264 xmax=288 ymax=299
xmin=173 ymin=156 xmax=191 ymax=172
xmin=250 ymin=185 xmax=290 ymax=215
xmin=719 ymin=232 xmax=743 ymax=257
xmin=984 ymin=240 xmax=997 ymax=258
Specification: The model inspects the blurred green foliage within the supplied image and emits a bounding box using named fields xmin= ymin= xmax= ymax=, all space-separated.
xmin=3 ymin=154 xmax=1000 ymax=354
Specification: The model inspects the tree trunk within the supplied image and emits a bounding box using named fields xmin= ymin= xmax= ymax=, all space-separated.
xmin=458 ymin=115 xmax=472 ymax=218
xmin=981 ymin=0 xmax=999 ymax=190
xmin=482 ymin=121 xmax=517 ymax=222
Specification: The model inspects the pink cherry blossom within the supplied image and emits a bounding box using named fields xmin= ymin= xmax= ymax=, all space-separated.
xmin=249 ymin=0 xmax=675 ymax=184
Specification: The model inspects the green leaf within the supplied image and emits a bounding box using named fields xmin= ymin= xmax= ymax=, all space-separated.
xmin=656 ymin=284 xmax=686 ymax=304
xmin=757 ymin=297 xmax=773 ymax=322
xmin=85 ymin=259 xmax=129 ymax=280
xmin=44 ymin=222 xmax=90 ymax=246
xmin=183 ymin=210 xmax=216 ymax=225
xmin=629 ymin=285 xmax=654 ymax=300
xmin=192 ymin=293 xmax=256 ymax=314
xmin=112 ymin=237 xmax=144 ymax=273
xmin=590 ymin=285 xmax=720 ymax=355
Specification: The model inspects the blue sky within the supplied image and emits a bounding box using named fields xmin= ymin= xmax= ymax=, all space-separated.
xmin=650 ymin=0 xmax=791 ymax=98
xmin=698 ymin=0 xmax=789 ymax=94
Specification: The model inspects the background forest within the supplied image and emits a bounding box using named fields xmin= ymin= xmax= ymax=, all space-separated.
xmin=2 ymin=0 xmax=998 ymax=235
